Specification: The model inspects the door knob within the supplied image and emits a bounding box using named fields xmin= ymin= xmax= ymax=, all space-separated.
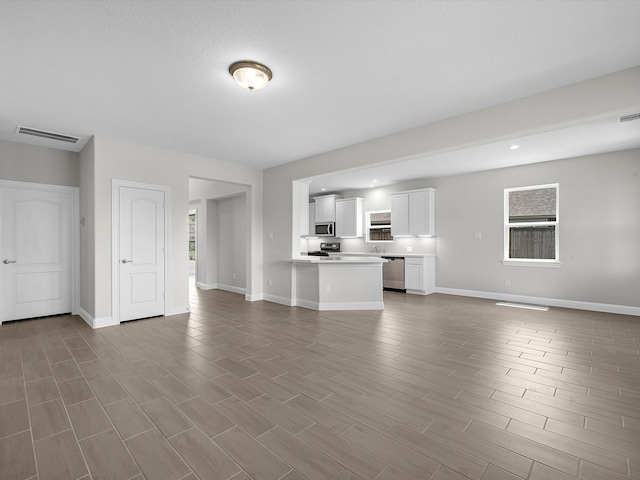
xmin=3 ymin=260 xmax=16 ymax=264
xmin=121 ymin=259 xmax=133 ymax=264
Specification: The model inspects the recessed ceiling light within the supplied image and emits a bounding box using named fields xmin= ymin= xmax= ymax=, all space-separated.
xmin=321 ymin=188 xmax=327 ymax=191
xmin=372 ymin=179 xmax=378 ymax=183
xmin=510 ymin=145 xmax=520 ymax=150
xmin=229 ymin=61 xmax=272 ymax=91
xmin=368 ymin=184 xmax=374 ymax=188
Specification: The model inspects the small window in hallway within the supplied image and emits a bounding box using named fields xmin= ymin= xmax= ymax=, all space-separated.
xmin=189 ymin=211 xmax=197 ymax=261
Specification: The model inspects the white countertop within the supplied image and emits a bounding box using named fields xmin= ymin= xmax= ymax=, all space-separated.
xmin=285 ymin=256 xmax=386 ymax=264
xmin=327 ymin=252 xmax=436 ymax=258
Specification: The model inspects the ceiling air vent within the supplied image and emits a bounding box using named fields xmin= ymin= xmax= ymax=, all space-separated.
xmin=16 ymin=126 xmax=81 ymax=144
xmin=619 ymin=113 xmax=640 ymax=123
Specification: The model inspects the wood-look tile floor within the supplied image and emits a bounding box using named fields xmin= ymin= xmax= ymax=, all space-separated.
xmin=1 ymin=287 xmax=639 ymax=480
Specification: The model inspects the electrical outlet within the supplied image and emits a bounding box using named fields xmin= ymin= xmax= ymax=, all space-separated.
xmin=268 ymin=232 xmax=274 ymax=239
xmin=474 ymin=232 xmax=482 ymax=239
xmin=268 ymin=279 xmax=272 ymax=286
xmin=504 ymin=279 xmax=511 ymax=286
xmin=233 ymin=273 xmax=237 ymax=279
xmin=324 ymin=284 xmax=330 ymax=293
xmin=406 ymin=246 xmax=413 ymax=252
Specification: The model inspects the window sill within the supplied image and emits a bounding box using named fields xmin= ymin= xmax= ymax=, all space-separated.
xmin=502 ymin=259 xmax=561 ymax=268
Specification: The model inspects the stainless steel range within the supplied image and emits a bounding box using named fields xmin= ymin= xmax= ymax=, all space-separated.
xmin=307 ymin=242 xmax=340 ymax=256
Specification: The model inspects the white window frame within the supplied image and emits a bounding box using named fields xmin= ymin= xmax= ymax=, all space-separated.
xmin=188 ymin=209 xmax=197 ymax=261
xmin=503 ymin=183 xmax=561 ymax=268
xmin=366 ymin=210 xmax=393 ymax=243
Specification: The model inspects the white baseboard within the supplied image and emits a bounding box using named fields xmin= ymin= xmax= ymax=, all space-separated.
xmin=245 ymin=292 xmax=264 ymax=302
xmin=295 ymin=299 xmax=318 ymax=310
xmin=217 ymin=284 xmax=246 ymax=295
xmin=195 ymin=282 xmax=246 ymax=296
xmin=263 ymin=294 xmax=295 ymax=307
xmin=318 ymin=301 xmax=385 ymax=311
xmin=166 ymin=305 xmax=191 ymax=316
xmin=293 ymin=299 xmax=384 ymax=311
xmin=78 ymin=307 xmax=118 ymax=329
xmin=436 ymin=288 xmax=640 ymax=317
xmin=406 ymin=288 xmax=436 ymax=296
xmin=196 ymin=282 xmax=262 ymax=301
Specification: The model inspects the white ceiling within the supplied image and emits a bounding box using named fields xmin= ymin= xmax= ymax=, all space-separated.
xmin=307 ymin=115 xmax=640 ymax=194
xmin=1 ymin=1 xmax=640 ymax=176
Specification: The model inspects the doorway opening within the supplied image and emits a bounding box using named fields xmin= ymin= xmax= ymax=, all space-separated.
xmin=189 ymin=177 xmax=249 ymax=296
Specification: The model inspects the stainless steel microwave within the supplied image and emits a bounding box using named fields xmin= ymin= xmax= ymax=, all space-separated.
xmin=315 ymin=221 xmax=335 ymax=236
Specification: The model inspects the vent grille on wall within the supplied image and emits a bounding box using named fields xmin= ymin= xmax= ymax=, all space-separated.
xmin=16 ymin=126 xmax=81 ymax=144
xmin=619 ymin=113 xmax=640 ymax=123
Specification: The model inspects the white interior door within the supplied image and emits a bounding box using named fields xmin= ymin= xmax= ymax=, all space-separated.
xmin=118 ymin=186 xmax=165 ymax=322
xmin=1 ymin=186 xmax=73 ymax=322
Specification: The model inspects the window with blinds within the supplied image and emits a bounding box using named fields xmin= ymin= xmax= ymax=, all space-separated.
xmin=367 ymin=210 xmax=393 ymax=242
xmin=505 ymin=184 xmax=558 ymax=261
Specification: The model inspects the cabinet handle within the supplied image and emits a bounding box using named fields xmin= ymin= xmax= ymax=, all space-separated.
xmin=3 ymin=259 xmax=16 ymax=264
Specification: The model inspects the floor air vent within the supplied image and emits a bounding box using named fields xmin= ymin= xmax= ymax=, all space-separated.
xmin=496 ymin=302 xmax=549 ymax=311
xmin=16 ymin=126 xmax=81 ymax=144
xmin=619 ymin=113 xmax=640 ymax=123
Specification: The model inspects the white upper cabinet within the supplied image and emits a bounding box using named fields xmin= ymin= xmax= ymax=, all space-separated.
xmin=404 ymin=257 xmax=424 ymax=291
xmin=335 ymin=197 xmax=363 ymax=238
xmin=313 ymin=194 xmax=342 ymax=222
xmin=391 ymin=188 xmax=436 ymax=237
xmin=391 ymin=193 xmax=410 ymax=236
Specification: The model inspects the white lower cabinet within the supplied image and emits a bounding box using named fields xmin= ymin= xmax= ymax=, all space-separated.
xmin=405 ymin=259 xmax=423 ymax=291
xmin=404 ymin=256 xmax=435 ymax=295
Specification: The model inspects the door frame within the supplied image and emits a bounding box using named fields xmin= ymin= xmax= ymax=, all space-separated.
xmin=0 ymin=179 xmax=80 ymax=324
xmin=111 ymin=179 xmax=170 ymax=324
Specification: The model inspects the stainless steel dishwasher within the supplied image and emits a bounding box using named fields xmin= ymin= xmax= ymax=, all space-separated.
xmin=382 ymin=256 xmax=405 ymax=292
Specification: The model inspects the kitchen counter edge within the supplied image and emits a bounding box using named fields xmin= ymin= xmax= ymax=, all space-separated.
xmin=327 ymin=252 xmax=436 ymax=258
xmin=284 ymin=256 xmax=387 ymax=264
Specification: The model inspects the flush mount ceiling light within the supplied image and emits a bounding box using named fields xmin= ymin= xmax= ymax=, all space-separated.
xmin=229 ymin=61 xmax=272 ymax=91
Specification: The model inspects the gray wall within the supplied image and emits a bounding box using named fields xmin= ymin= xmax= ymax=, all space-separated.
xmin=85 ymin=135 xmax=262 ymax=322
xmin=431 ymin=149 xmax=640 ymax=308
xmin=216 ymin=194 xmax=247 ymax=291
xmin=79 ymin=137 xmax=96 ymax=317
xmin=204 ymin=199 xmax=219 ymax=287
xmin=304 ymin=149 xmax=640 ymax=309
xmin=0 ymin=139 xmax=79 ymax=186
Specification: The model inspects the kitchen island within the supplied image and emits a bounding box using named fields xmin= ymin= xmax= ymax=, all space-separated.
xmin=285 ymin=256 xmax=386 ymax=311
xmin=327 ymin=252 xmax=436 ymax=295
